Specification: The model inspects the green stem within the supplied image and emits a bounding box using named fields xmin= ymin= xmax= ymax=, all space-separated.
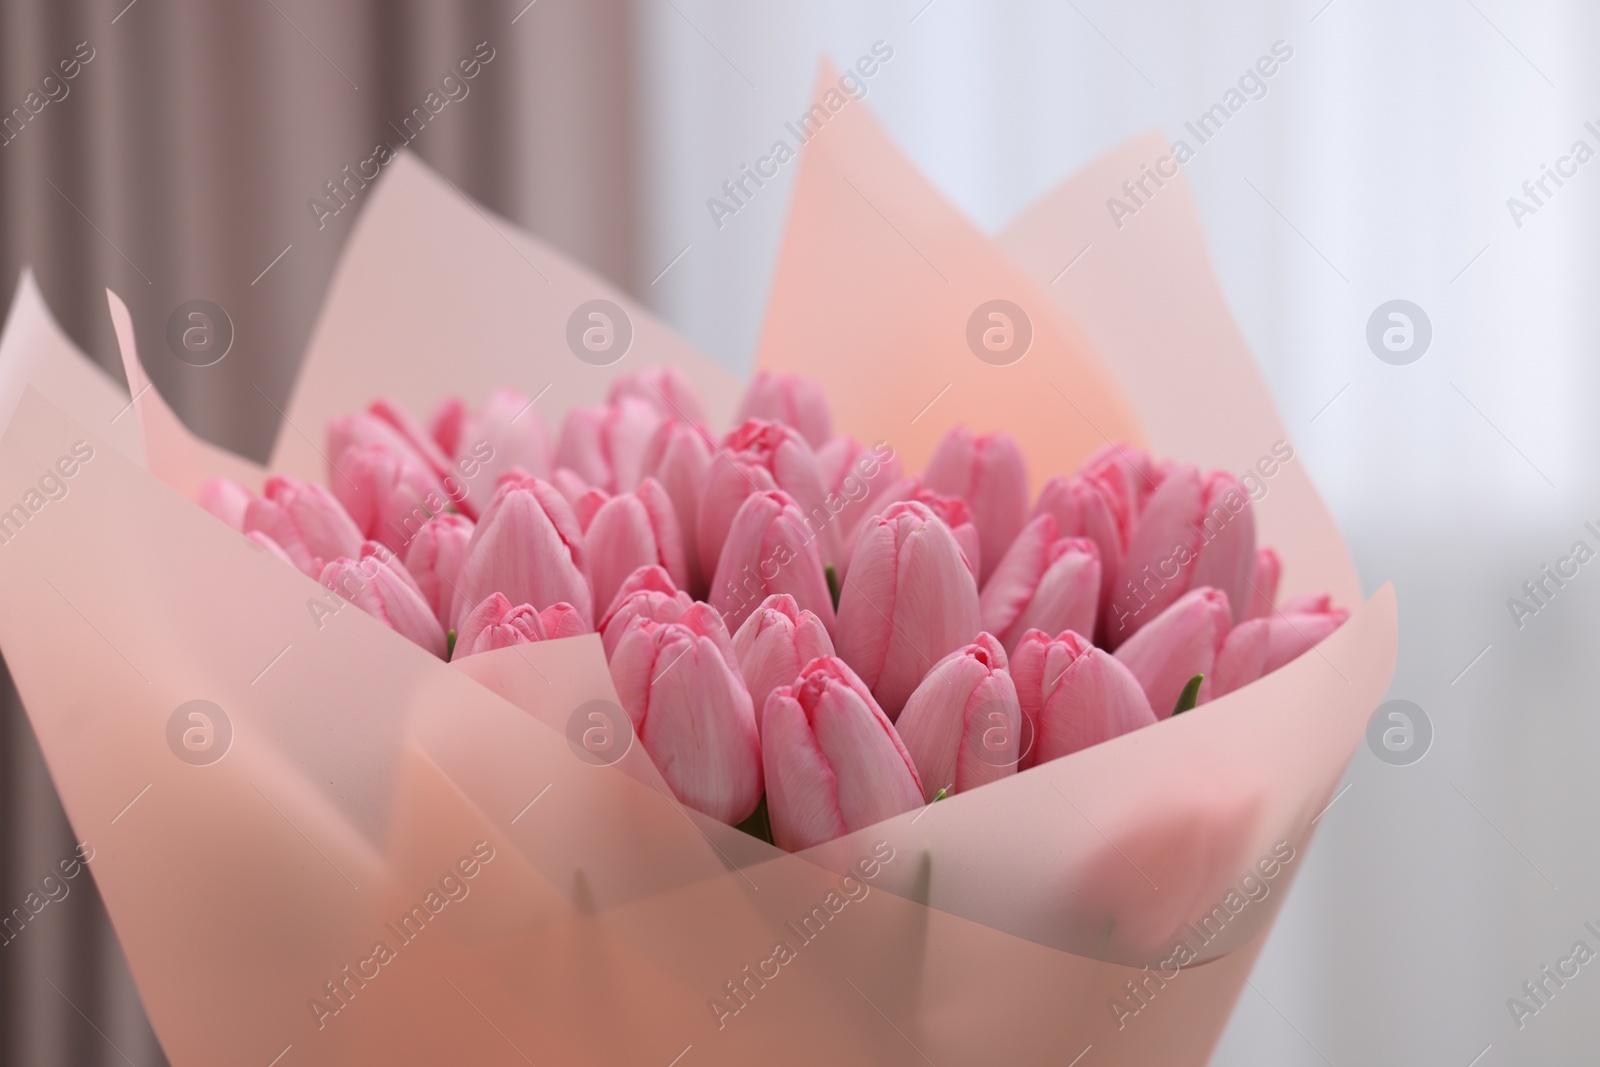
xmin=1171 ymin=673 xmax=1204 ymax=715
xmin=737 ymin=793 xmax=774 ymax=844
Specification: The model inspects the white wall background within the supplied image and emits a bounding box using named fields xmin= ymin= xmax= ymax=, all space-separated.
xmin=634 ymin=1 xmax=1600 ymax=1062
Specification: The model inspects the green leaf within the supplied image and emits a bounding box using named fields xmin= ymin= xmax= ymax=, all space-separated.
xmin=931 ymin=786 xmax=950 ymax=803
xmin=1171 ymin=673 xmax=1204 ymax=715
xmin=825 ymin=563 xmax=841 ymax=611
xmin=446 ymin=628 xmax=457 ymax=660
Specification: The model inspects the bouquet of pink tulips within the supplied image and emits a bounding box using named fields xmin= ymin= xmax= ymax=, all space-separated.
xmin=199 ymin=367 xmax=1347 ymax=850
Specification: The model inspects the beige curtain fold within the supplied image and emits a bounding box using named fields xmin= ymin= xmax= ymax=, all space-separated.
xmin=0 ymin=1 xmax=640 ymax=1061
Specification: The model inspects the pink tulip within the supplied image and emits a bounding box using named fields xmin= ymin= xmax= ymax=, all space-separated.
xmin=599 ymin=565 xmax=694 ymax=658
xmin=243 ymin=475 xmax=364 ymax=579
xmin=835 ymin=501 xmax=981 ymax=719
xmin=708 ymin=490 xmax=835 ymax=637
xmin=584 ymin=478 xmax=688 ymax=615
xmin=1032 ymin=469 xmax=1130 ymax=627
xmin=1080 ymin=442 xmax=1158 ymax=522
xmin=641 ymin=421 xmax=715 ymax=596
xmin=199 ymin=478 xmax=252 ymax=530
xmin=763 ymin=656 xmax=924 ymax=851
xmin=922 ymin=426 xmax=1029 ymax=586
xmin=332 ymin=442 xmax=448 ymax=553
xmin=816 ymin=437 xmax=903 ymax=561
xmin=609 ymin=366 xmax=708 ymax=426
xmin=570 ymin=486 xmax=611 ymax=532
xmin=610 ymin=603 xmax=761 ymax=825
xmin=979 ymin=514 xmax=1101 ymax=652
xmin=735 ymin=371 xmax=834 ymax=448
xmin=1011 ymin=628 xmax=1155 ymax=766
xmin=554 ymin=396 xmax=664 ymax=493
xmin=246 ymin=531 xmax=297 ymax=568
xmin=431 ymin=387 xmax=552 ymax=492
xmin=697 ymin=419 xmax=833 ymax=579
xmin=451 ymin=477 xmax=593 ymax=630
xmin=452 ymin=592 xmax=587 ymax=659
xmin=549 ymin=467 xmax=595 ymax=509
xmin=1113 ymin=587 xmax=1233 ymax=717
xmin=852 ymin=477 xmax=981 ymax=579
xmin=1245 ymin=547 xmax=1280 ymax=620
xmin=321 ymin=547 xmax=447 ymax=658
xmin=1213 ymin=594 xmax=1348 ymax=697
xmin=1106 ymin=466 xmax=1258 ymax=646
xmin=895 ymin=633 xmax=1022 ymax=799
xmin=403 ymin=513 xmax=475 ymax=626
xmin=730 ymin=593 xmax=835 ymax=734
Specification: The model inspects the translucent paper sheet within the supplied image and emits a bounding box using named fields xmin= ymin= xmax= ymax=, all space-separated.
xmin=0 ymin=84 xmax=1395 ymax=1066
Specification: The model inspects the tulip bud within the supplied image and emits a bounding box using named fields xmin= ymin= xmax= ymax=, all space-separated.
xmin=321 ymin=547 xmax=448 ymax=658
xmin=1245 ymin=547 xmax=1280 ymax=620
xmin=332 ymin=442 xmax=449 ymax=553
xmin=599 ymin=566 xmax=694 ymax=658
xmin=895 ymin=633 xmax=1022 ymax=799
xmin=763 ymin=656 xmax=924 ymax=851
xmin=853 ymin=477 xmax=980 ymax=580
xmin=816 ymin=436 xmax=903 ymax=564
xmin=404 ymin=513 xmax=475 ymax=626
xmin=1105 ymin=464 xmax=1260 ymax=645
xmin=735 ymin=371 xmax=834 ymax=448
xmin=452 ymin=477 xmax=593 ymax=631
xmin=709 ymin=490 xmax=835 ymax=637
xmin=1011 ymin=628 xmax=1155 ymax=766
xmin=1213 ymin=594 xmax=1348 ymax=697
xmin=1113 ymin=587 xmax=1232 ymax=717
xmin=835 ymin=501 xmax=982 ymax=719
xmin=610 ymin=604 xmax=761 ymax=825
xmin=243 ymin=475 xmax=364 ymax=579
xmin=697 ymin=419 xmax=833 ymax=579
xmin=922 ymin=426 xmax=1029 ymax=585
xmin=554 ymin=396 xmax=664 ymax=493
xmin=199 ymin=478 xmax=252 ymax=530
xmin=731 ymin=593 xmax=835 ymax=734
xmin=608 ymin=366 xmax=709 ymax=426
xmin=585 ymin=478 xmax=688 ymax=616
xmin=979 ymin=514 xmax=1101 ymax=653
xmin=453 ymin=592 xmax=587 ymax=659
xmin=431 ymin=388 xmax=552 ymax=495
xmin=1032 ymin=470 xmax=1129 ymax=629
xmin=641 ymin=421 xmax=715 ymax=596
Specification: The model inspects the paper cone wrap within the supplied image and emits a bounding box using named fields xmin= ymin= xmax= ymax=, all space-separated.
xmin=0 ymin=78 xmax=1394 ymax=1065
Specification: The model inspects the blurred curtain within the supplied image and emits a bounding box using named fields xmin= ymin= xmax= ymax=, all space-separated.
xmin=0 ymin=1 xmax=641 ymax=1062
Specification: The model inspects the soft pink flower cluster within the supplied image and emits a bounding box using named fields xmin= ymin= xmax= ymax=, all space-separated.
xmin=200 ymin=369 xmax=1346 ymax=850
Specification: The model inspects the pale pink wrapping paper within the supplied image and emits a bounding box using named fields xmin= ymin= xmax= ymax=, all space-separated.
xmin=0 ymin=82 xmax=1396 ymax=1065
